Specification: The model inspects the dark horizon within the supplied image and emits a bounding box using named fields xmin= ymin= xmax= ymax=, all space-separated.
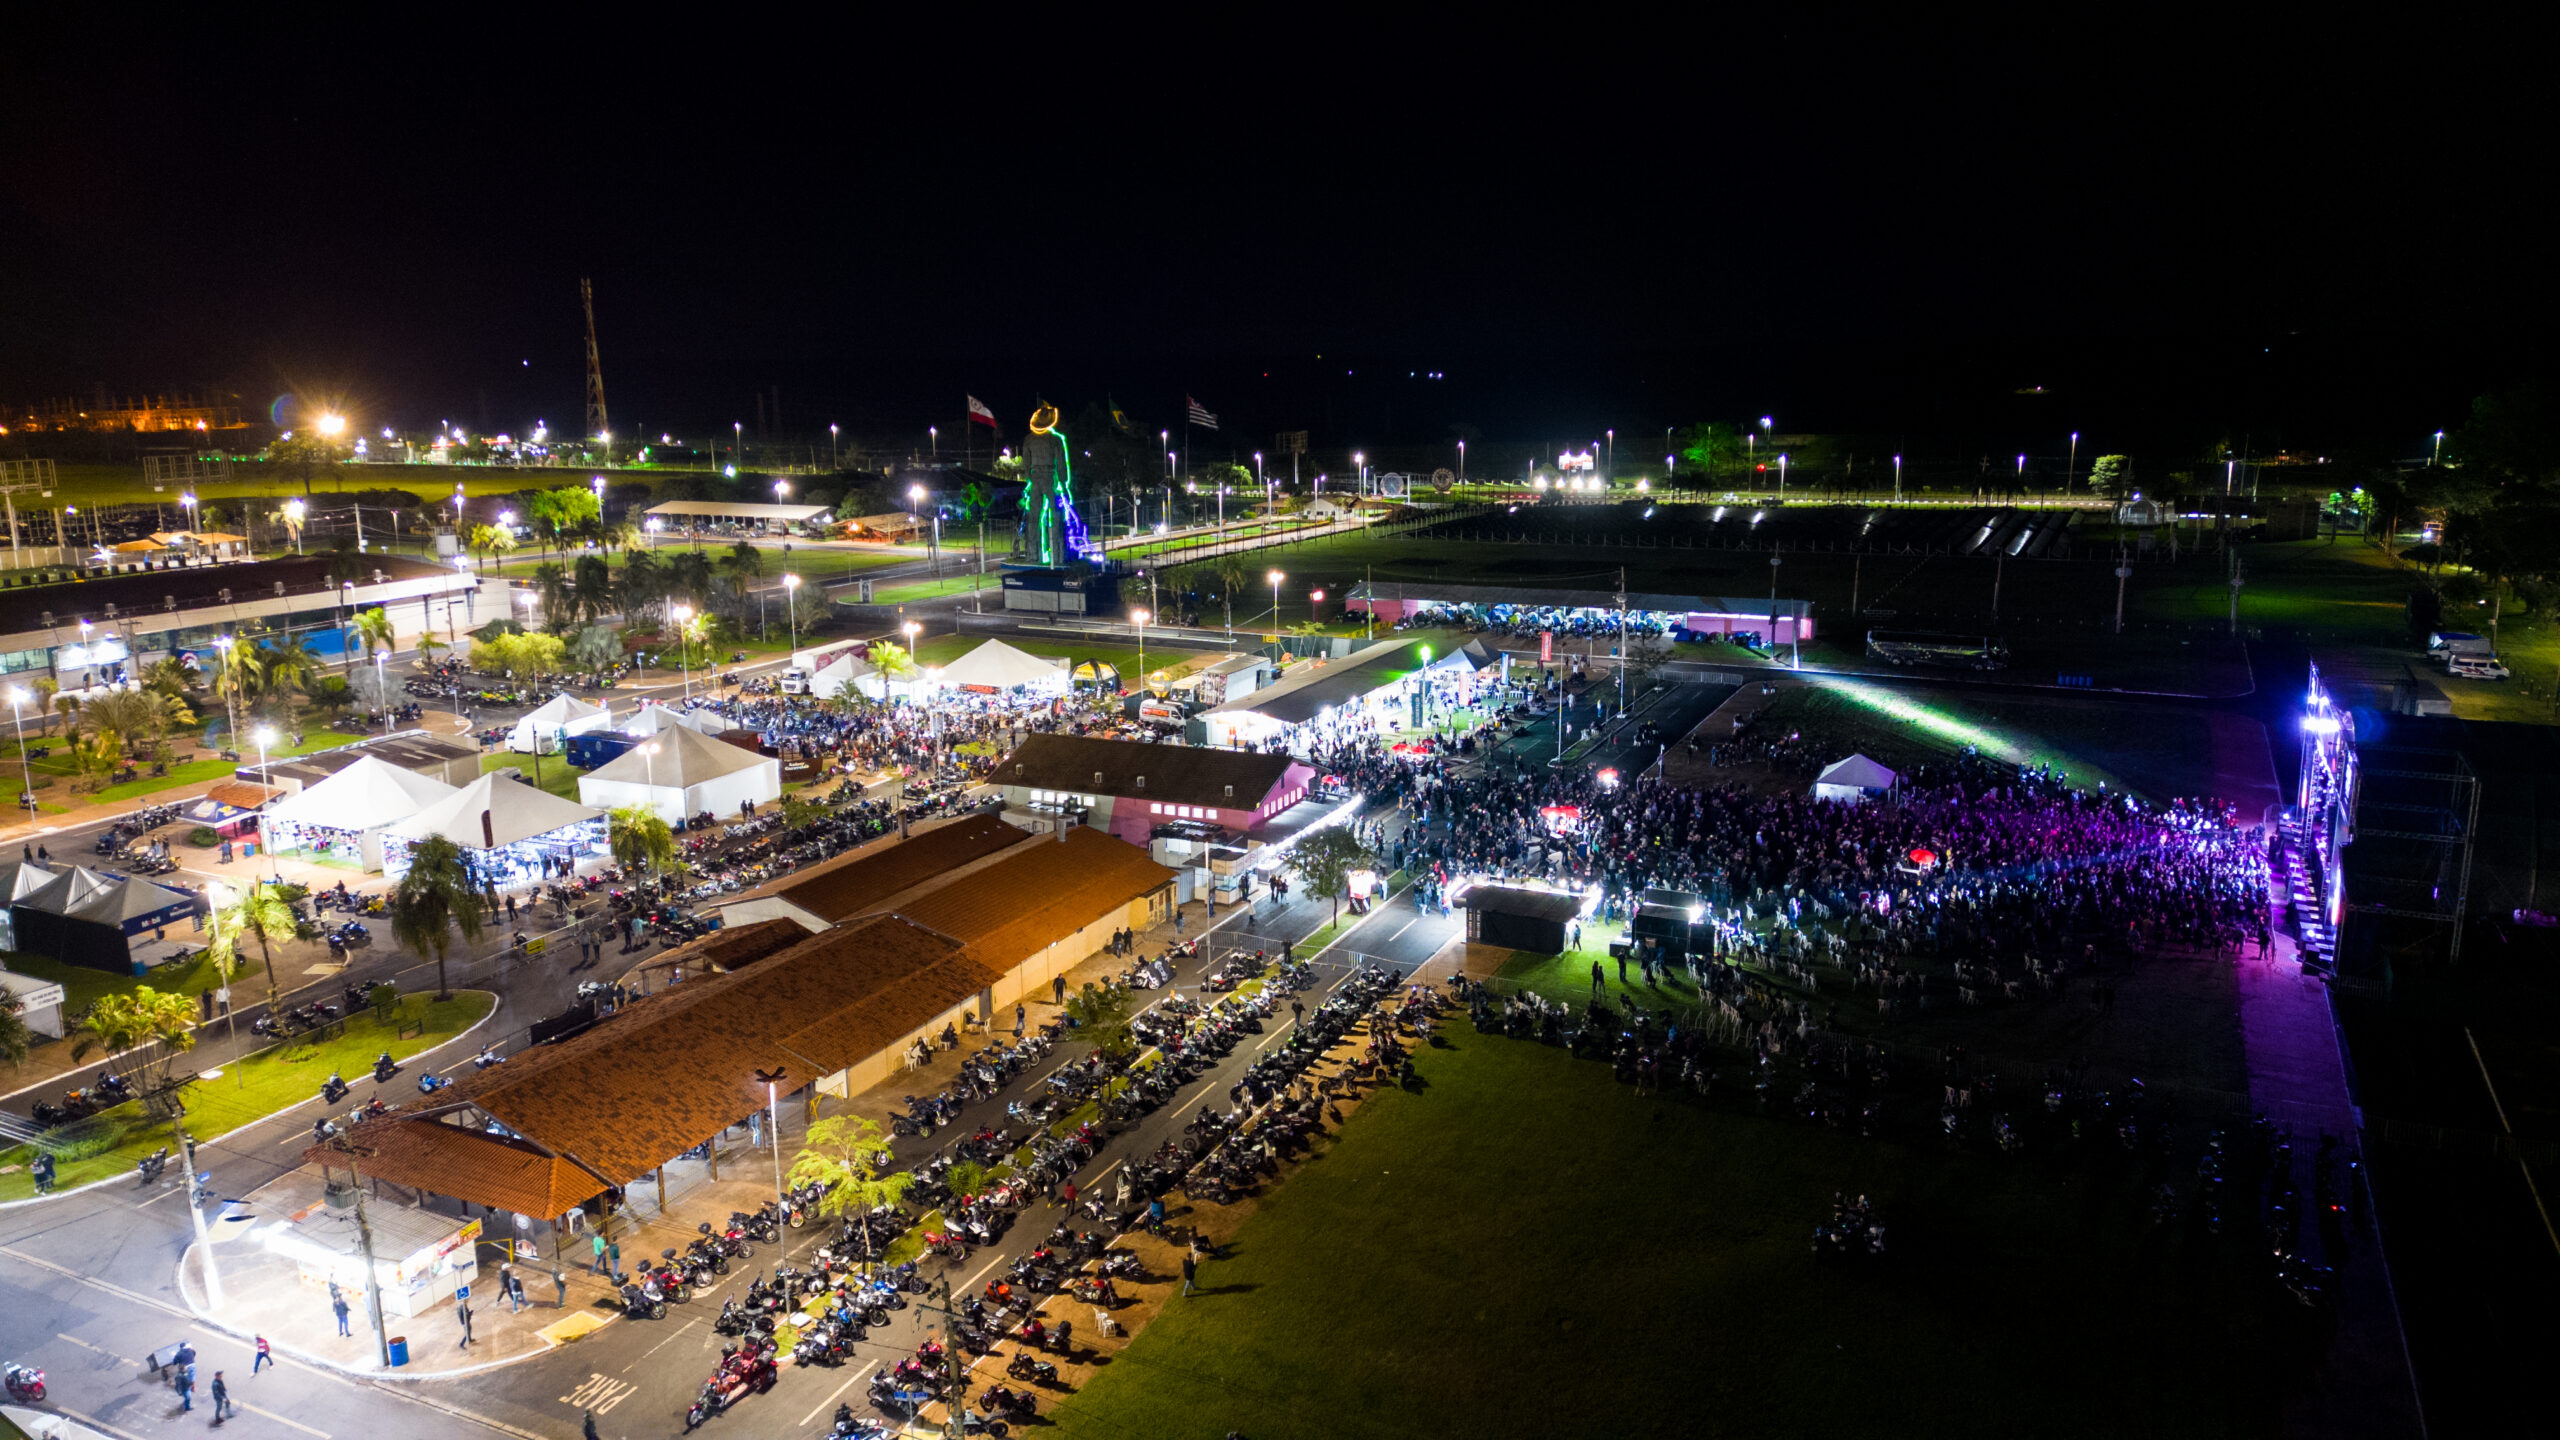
xmin=4 ymin=16 xmax=2547 ymax=466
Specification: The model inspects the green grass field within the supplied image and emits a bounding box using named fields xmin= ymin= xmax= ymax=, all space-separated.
xmin=0 ymin=949 xmax=234 ymax=1018
xmin=1050 ymin=1022 xmax=2280 ymax=1440
xmin=478 ymin=543 xmax=919 ymax=586
xmin=483 ymin=748 xmax=587 ymax=801
xmin=0 ymin=990 xmax=495 ymax=1200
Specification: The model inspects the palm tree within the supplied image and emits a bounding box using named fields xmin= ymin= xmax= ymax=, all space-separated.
xmin=207 ymin=882 xmax=299 ymax=1022
xmin=667 ymin=550 xmax=714 ymax=615
xmin=72 ymin=988 xmax=198 ymax=1119
xmin=568 ymin=624 xmax=623 ymax=684
xmin=352 ymin=606 xmax=397 ymax=708
xmin=607 ymin=804 xmax=681 ymax=876
xmin=30 ymin=677 xmax=59 ymax=737
xmin=0 ymin=1001 xmax=29 ymax=1073
xmin=257 ymin=635 xmax=321 ymax=731
xmin=467 ymin=523 xmax=515 ymax=576
xmin=571 ymin=554 xmax=615 ymax=626
xmin=620 ymin=549 xmax=666 ymax=626
xmin=1210 ymin=551 xmax=1250 ymax=636
xmin=391 ymin=834 xmax=484 ymax=999
xmin=532 ymin=561 xmax=571 ymax=627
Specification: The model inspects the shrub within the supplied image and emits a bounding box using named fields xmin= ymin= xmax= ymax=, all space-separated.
xmin=188 ymin=826 xmax=220 ymax=847
xmin=42 ymin=1115 xmax=131 ymax=1162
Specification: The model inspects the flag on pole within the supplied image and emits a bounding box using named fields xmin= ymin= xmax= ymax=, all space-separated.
xmin=1185 ymin=396 xmax=1218 ymax=432
xmin=967 ymin=395 xmax=998 ymax=428
xmin=1108 ymin=396 xmax=1136 ymax=435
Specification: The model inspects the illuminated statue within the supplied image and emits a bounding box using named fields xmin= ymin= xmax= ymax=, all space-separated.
xmin=1019 ymin=404 xmax=1095 ymax=566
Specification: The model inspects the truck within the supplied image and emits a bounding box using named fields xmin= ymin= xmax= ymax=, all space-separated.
xmin=1866 ymin=630 xmax=2010 ymax=671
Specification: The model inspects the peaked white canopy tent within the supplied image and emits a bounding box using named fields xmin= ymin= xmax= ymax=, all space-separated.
xmin=936 ymin=638 xmax=1069 ymax=695
xmin=507 ymin=693 xmax=615 ymax=752
xmin=807 ymin=650 xmax=878 ymax=700
xmin=621 ymin=704 xmax=729 ymax=739
xmin=577 ymin=724 xmax=781 ymax=825
xmin=383 ymin=773 xmax=607 ymax=884
xmin=1812 ymin=754 xmax=1901 ymax=804
xmin=264 ymin=755 xmax=463 ymax=871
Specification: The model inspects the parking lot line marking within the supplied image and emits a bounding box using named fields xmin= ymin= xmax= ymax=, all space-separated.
xmin=798 ymin=1361 xmax=878 ymax=1426
xmin=240 ymin=1401 xmax=330 ymax=1437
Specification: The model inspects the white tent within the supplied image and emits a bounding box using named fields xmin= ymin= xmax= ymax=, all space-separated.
xmin=937 ymin=638 xmax=1067 ymax=694
xmin=622 ymin=704 xmax=728 ymax=739
xmin=577 ymin=724 xmax=781 ymax=825
xmin=1812 ymin=754 xmax=1900 ymax=804
xmin=388 ymin=772 xmax=603 ymax=859
xmin=266 ymin=756 xmax=462 ymax=871
xmin=808 ymin=650 xmax=877 ymax=699
xmin=507 ymin=692 xmax=615 ymax=752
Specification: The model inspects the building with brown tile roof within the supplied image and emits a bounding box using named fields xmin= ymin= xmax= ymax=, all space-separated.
xmin=721 ymin=812 xmax=1034 ymax=932
xmin=902 ymin=827 xmax=1177 ymax=1006
xmin=304 ymin=1119 xmax=607 ymax=1220
xmin=382 ymin=914 xmax=998 ymax=1197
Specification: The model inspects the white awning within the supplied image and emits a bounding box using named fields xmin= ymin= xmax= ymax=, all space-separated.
xmin=388 ymin=773 xmax=603 ymax=850
xmin=269 ymin=755 xmax=461 ymax=832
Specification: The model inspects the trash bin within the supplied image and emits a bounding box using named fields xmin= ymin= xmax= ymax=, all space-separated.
xmin=386 ymin=1336 xmax=410 ymax=1368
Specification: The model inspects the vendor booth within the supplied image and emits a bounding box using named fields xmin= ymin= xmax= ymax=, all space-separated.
xmin=577 ymin=724 xmax=781 ymax=825
xmin=384 ymin=774 xmax=607 ymax=886
xmin=263 ymin=756 xmax=462 ymax=872
xmin=507 ymin=693 xmax=614 ymax=753
xmin=10 ymin=866 xmax=199 ymax=973
xmin=262 ymin=1194 xmax=482 ymax=1323
xmin=1812 ymin=754 xmax=1899 ymax=804
xmin=937 ymin=638 xmax=1070 ymax=696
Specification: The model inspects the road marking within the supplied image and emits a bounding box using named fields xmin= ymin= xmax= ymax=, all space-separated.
xmin=562 ymin=1371 xmax=639 ymax=1415
xmin=54 ymin=1331 xmax=116 ymax=1356
xmin=47 ymin=1407 xmax=148 ymax=1440
xmin=1385 ymin=916 xmax=1419 ymax=945
xmin=622 ymin=1316 xmax=701 ymax=1370
xmin=240 ymin=1402 xmax=330 ymax=1436
xmin=798 ymin=1361 xmax=879 ymax=1426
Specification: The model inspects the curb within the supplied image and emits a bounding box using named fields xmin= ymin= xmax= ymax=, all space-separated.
xmin=2 ymin=994 xmax=504 ymax=1211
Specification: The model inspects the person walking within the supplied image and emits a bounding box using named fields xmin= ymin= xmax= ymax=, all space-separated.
xmin=176 ymin=1360 xmax=196 ymax=1412
xmin=1590 ymin=960 xmax=1604 ymax=995
xmin=210 ymin=1371 xmax=231 ymax=1422
xmin=553 ymin=1268 xmax=570 ymax=1309
xmin=1179 ymin=1251 xmax=1198 ymax=1297
xmin=590 ymin=1232 xmax=608 ymax=1276
xmin=584 ymin=1411 xmax=601 ymax=1440
xmin=331 ymin=1292 xmax=352 ymax=1337
xmin=1053 ymin=974 xmax=1067 ymax=1004
xmin=1013 ymin=1002 xmax=1026 ymax=1038
xmin=499 ymin=1263 xmax=518 ymax=1314
xmin=456 ymin=1297 xmax=474 ymax=1349
xmin=251 ymin=1336 xmax=272 ymax=1374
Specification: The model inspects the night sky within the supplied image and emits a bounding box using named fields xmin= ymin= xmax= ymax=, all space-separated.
xmin=2 ymin=16 xmax=2546 ymax=457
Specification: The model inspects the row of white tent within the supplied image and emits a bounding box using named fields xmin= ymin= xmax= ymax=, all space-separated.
xmin=793 ymin=637 xmax=1070 ymax=701
xmin=266 ymin=725 xmax=782 ymax=872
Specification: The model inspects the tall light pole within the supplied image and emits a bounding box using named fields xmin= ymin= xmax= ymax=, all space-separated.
xmin=283 ymin=499 xmax=306 ymax=555
xmin=2432 ymin=430 xmax=2445 ymax=467
xmin=753 ymin=1067 xmax=788 ymax=1210
xmin=1604 ymin=429 xmax=1614 ymax=484
xmin=2015 ymin=453 xmax=2026 ymax=501
xmin=1130 ymin=608 xmax=1149 ymax=692
xmin=1457 ymin=439 xmax=1466 ymax=481
xmin=1893 ymin=454 xmax=1903 ymax=503
xmin=783 ymin=573 xmax=802 ymax=655
xmin=180 ymin=490 xmax=198 ymax=535
xmin=829 ymin=423 xmax=840 ymax=470
xmin=2066 ymin=432 xmax=2079 ymax=497
xmin=176 ymin=1119 xmax=223 ymax=1308
xmin=1777 ymin=453 xmax=1788 ymax=500
xmin=5 ymin=686 xmax=32 ymax=812
xmin=1267 ymin=569 xmax=1285 ymax=643
xmin=733 ymin=421 xmax=742 ymax=470
xmin=253 ymin=725 xmax=280 ymax=881
xmin=671 ymin=604 xmax=694 ymax=701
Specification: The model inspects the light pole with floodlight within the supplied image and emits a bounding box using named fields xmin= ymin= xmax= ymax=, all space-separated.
xmin=1267 ymin=569 xmax=1285 ymax=642
xmin=1130 ymin=608 xmax=1149 ymax=692
xmin=783 ymin=573 xmax=802 ymax=654
xmin=671 ymin=604 xmax=695 ymax=700
xmin=253 ymin=726 xmax=280 ymax=880
xmin=5 ymin=686 xmax=32 ymax=812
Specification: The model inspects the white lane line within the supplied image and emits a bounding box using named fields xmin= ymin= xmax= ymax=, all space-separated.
xmin=136 ymin=1183 xmax=182 ymax=1206
xmin=622 ymin=1316 xmax=702 ymax=1371
xmin=1385 ymin=916 xmax=1419 ymax=945
xmin=798 ymin=1361 xmax=879 ymax=1427
xmin=49 ymin=1407 xmax=148 ymax=1440
xmin=240 ymin=1401 xmax=330 ymax=1437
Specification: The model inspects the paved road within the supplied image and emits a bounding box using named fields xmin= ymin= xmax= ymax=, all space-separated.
xmin=0 ymin=812 xmax=1456 ymax=1440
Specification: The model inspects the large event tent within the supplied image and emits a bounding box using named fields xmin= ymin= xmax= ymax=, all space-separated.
xmin=937 ymin=638 xmax=1067 ymax=694
xmin=577 ymin=724 xmax=781 ymax=825
xmin=385 ymin=773 xmax=606 ymax=884
xmin=622 ymin=704 xmax=728 ymax=739
xmin=1811 ymin=754 xmax=1899 ymax=804
xmin=806 ymin=650 xmax=877 ymax=701
xmin=507 ymin=693 xmax=615 ymax=752
xmin=10 ymin=865 xmax=197 ymax=971
xmin=264 ymin=755 xmax=461 ymax=871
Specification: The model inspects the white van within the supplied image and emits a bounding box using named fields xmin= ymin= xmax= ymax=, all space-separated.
xmin=2449 ymin=655 xmax=2510 ymax=681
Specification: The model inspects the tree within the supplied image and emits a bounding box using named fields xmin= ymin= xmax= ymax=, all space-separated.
xmin=1063 ymin=983 xmax=1138 ymax=1063
xmin=1209 ymin=551 xmax=1250 ymax=634
xmin=255 ymin=634 xmax=322 ymax=729
xmin=267 ymin=433 xmax=346 ymax=497
xmin=2088 ymin=455 xmax=2135 ymax=500
xmin=474 ymin=630 xmax=566 ymax=683
xmin=352 ymin=606 xmax=397 ymax=702
xmin=619 ymin=549 xmax=667 ymax=626
xmin=0 ymin=996 xmax=30 ymax=1072
xmin=571 ymin=554 xmax=616 ymax=626
xmin=528 ymin=488 xmax=602 ymax=561
xmin=784 ymin=1116 xmax=915 ymax=1268
xmin=567 ymin=624 xmax=624 ymax=682
xmin=1289 ymin=825 xmax=1381 ymax=927
xmin=467 ymin=523 xmax=515 ymax=575
xmin=72 ymin=988 xmax=198 ymax=1119
xmin=29 ymin=677 xmax=59 ymax=737
xmin=531 ymin=561 xmax=571 ymax=628
xmin=206 ymin=881 xmax=299 ymax=1023
xmin=1679 ymin=422 xmax=1742 ymax=482
xmin=868 ymin=640 xmax=919 ymax=679
xmin=607 ymin=803 xmax=682 ymax=876
xmin=391 ymin=834 xmax=484 ymax=999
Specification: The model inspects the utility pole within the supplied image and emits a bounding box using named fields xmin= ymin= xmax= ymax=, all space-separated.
xmin=1991 ymin=552 xmax=2004 ymax=620
xmin=324 ymin=1138 xmax=395 ymax=1370
xmin=581 ymin=278 xmax=610 ymax=445
xmin=912 ymin=1272 xmax=972 ymax=1438
xmin=177 ymin=1122 xmax=223 ymax=1309
xmin=2228 ymin=555 xmax=2245 ymax=636
xmin=2114 ymin=553 xmax=2132 ymax=635
xmin=1616 ymin=567 xmax=1628 ymax=718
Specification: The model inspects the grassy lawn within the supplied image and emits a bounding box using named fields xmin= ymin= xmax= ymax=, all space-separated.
xmin=482 ymin=544 xmax=918 ymax=585
xmin=0 ymin=990 xmax=496 ymax=1201
xmin=17 ymin=727 xmax=368 ymax=807
xmin=1706 ymin=680 xmax=2272 ymax=809
xmin=1049 ymin=1021 xmax=2281 ymax=1440
xmin=863 ymin=573 xmax=1004 ymax=604
xmin=1 ymin=949 xmax=234 ymax=1018
xmin=483 ymin=749 xmax=587 ymax=802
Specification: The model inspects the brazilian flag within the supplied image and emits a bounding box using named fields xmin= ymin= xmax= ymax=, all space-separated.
xmin=1109 ymin=396 xmax=1135 ymax=435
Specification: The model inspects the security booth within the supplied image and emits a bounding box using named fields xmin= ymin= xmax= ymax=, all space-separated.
xmin=266 ymin=1179 xmax=482 ymax=1323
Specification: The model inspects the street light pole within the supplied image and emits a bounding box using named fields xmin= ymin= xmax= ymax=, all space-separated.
xmin=754 ymin=1068 xmax=789 ymax=1212
xmin=671 ymin=604 xmax=694 ymax=701
xmin=177 ymin=1121 xmax=223 ymax=1308
xmin=783 ymin=574 xmax=802 ymax=655
xmin=1267 ymin=570 xmax=1285 ymax=644
xmin=5 ymin=687 xmax=31 ymax=812
xmin=254 ymin=726 xmax=280 ymax=881
xmin=1131 ymin=608 xmax=1149 ymax=693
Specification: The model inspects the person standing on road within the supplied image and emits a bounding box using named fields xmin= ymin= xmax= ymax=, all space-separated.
xmin=210 ymin=1370 xmax=231 ymax=1422
xmin=607 ymin=1239 xmax=623 ymax=1281
xmin=1014 ymin=1003 xmax=1026 ymax=1038
xmin=456 ymin=1297 xmax=473 ymax=1349
xmin=1053 ymin=974 xmax=1067 ymax=1004
xmin=553 ymin=1268 xmax=570 ymax=1309
xmin=176 ymin=1360 xmax=195 ymax=1411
